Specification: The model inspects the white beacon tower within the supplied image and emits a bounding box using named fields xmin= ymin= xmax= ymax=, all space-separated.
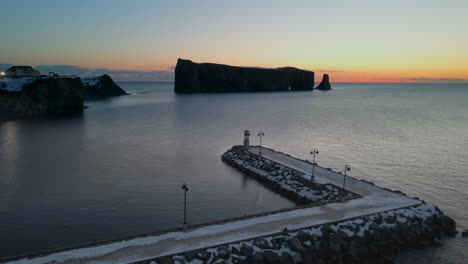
xmin=243 ymin=130 xmax=251 ymax=149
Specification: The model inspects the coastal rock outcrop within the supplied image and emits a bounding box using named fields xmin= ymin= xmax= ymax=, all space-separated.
xmin=174 ymin=59 xmax=315 ymax=93
xmin=82 ymin=74 xmax=128 ymax=99
xmin=0 ymin=77 xmax=84 ymax=120
xmin=0 ymin=74 xmax=127 ymax=121
xmin=315 ymin=74 xmax=332 ymax=90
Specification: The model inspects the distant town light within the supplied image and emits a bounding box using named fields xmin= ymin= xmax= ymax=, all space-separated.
xmin=0 ymin=72 xmax=4 ymax=76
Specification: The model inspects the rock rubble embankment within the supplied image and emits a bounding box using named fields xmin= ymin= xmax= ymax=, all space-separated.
xmin=148 ymin=204 xmax=456 ymax=264
xmin=222 ymin=146 xmax=359 ymax=204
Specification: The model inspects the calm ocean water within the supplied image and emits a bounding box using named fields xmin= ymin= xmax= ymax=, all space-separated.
xmin=0 ymin=82 xmax=467 ymax=262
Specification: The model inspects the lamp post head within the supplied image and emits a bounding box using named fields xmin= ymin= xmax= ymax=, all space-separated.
xmin=345 ymin=165 xmax=351 ymax=171
xmin=182 ymin=183 xmax=189 ymax=191
xmin=310 ymin=149 xmax=319 ymax=154
xmin=257 ymin=132 xmax=264 ymax=136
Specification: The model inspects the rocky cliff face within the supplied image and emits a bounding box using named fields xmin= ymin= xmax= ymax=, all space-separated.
xmin=174 ymin=59 xmax=315 ymax=93
xmin=315 ymin=74 xmax=332 ymax=90
xmin=0 ymin=77 xmax=84 ymax=120
xmin=0 ymin=74 xmax=128 ymax=121
xmin=82 ymin=74 xmax=128 ymax=99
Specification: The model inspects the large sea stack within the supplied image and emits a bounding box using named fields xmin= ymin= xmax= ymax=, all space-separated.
xmin=174 ymin=59 xmax=315 ymax=93
xmin=316 ymin=74 xmax=332 ymax=90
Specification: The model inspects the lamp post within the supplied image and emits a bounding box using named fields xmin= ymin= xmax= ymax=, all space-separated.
xmin=342 ymin=165 xmax=351 ymax=197
xmin=181 ymin=183 xmax=189 ymax=225
xmin=310 ymin=149 xmax=319 ymax=181
xmin=257 ymin=132 xmax=264 ymax=156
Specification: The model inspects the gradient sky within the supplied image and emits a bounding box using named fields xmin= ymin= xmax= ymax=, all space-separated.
xmin=1 ymin=0 xmax=467 ymax=82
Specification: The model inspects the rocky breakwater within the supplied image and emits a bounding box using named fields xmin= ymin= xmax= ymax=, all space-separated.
xmin=174 ymin=59 xmax=315 ymax=93
xmin=222 ymin=146 xmax=360 ymax=204
xmin=145 ymin=204 xmax=456 ymax=264
xmin=82 ymin=74 xmax=128 ymax=99
xmin=0 ymin=77 xmax=84 ymax=120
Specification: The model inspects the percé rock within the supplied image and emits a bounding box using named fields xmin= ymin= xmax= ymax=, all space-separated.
xmin=315 ymin=74 xmax=331 ymax=90
xmin=82 ymin=74 xmax=128 ymax=99
xmin=0 ymin=77 xmax=84 ymax=120
xmin=174 ymin=58 xmax=315 ymax=93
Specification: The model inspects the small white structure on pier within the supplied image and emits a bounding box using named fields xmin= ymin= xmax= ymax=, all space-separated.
xmin=243 ymin=130 xmax=250 ymax=149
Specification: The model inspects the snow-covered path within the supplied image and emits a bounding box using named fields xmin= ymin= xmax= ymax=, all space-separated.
xmin=248 ymin=146 xmax=416 ymax=202
xmin=5 ymin=147 xmax=421 ymax=264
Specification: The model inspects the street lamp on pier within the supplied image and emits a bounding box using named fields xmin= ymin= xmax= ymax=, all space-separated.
xmin=342 ymin=165 xmax=351 ymax=198
xmin=310 ymin=149 xmax=319 ymax=181
xmin=181 ymin=183 xmax=189 ymax=226
xmin=257 ymin=132 xmax=264 ymax=156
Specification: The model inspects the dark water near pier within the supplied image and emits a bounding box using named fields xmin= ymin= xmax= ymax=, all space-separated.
xmin=0 ymin=82 xmax=467 ymax=262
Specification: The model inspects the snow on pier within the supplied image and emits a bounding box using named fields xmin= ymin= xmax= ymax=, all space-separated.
xmin=3 ymin=147 xmax=422 ymax=264
xmin=248 ymin=146 xmax=418 ymax=207
xmin=222 ymin=146 xmax=360 ymax=204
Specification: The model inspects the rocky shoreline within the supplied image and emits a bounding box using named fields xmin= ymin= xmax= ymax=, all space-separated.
xmin=140 ymin=204 xmax=456 ymax=264
xmin=222 ymin=146 xmax=360 ymax=205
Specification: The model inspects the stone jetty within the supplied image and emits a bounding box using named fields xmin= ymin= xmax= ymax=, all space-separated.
xmin=150 ymin=204 xmax=455 ymax=264
xmin=1 ymin=146 xmax=456 ymax=264
xmin=222 ymin=146 xmax=359 ymax=204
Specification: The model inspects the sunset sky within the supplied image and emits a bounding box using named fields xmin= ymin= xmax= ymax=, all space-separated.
xmin=1 ymin=0 xmax=467 ymax=82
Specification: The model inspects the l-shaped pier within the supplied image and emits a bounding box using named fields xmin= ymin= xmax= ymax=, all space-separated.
xmin=1 ymin=146 xmax=454 ymax=264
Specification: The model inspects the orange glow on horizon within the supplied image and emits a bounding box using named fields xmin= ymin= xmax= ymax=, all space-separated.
xmin=28 ymin=57 xmax=468 ymax=83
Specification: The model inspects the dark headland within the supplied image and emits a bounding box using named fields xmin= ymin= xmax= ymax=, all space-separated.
xmin=174 ymin=58 xmax=328 ymax=93
xmin=0 ymin=73 xmax=127 ymax=121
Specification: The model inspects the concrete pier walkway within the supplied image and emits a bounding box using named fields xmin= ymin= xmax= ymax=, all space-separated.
xmin=4 ymin=147 xmax=421 ymax=264
xmin=248 ymin=146 xmax=410 ymax=202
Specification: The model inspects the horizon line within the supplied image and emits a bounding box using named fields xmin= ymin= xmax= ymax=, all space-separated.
xmin=115 ymin=80 xmax=468 ymax=84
